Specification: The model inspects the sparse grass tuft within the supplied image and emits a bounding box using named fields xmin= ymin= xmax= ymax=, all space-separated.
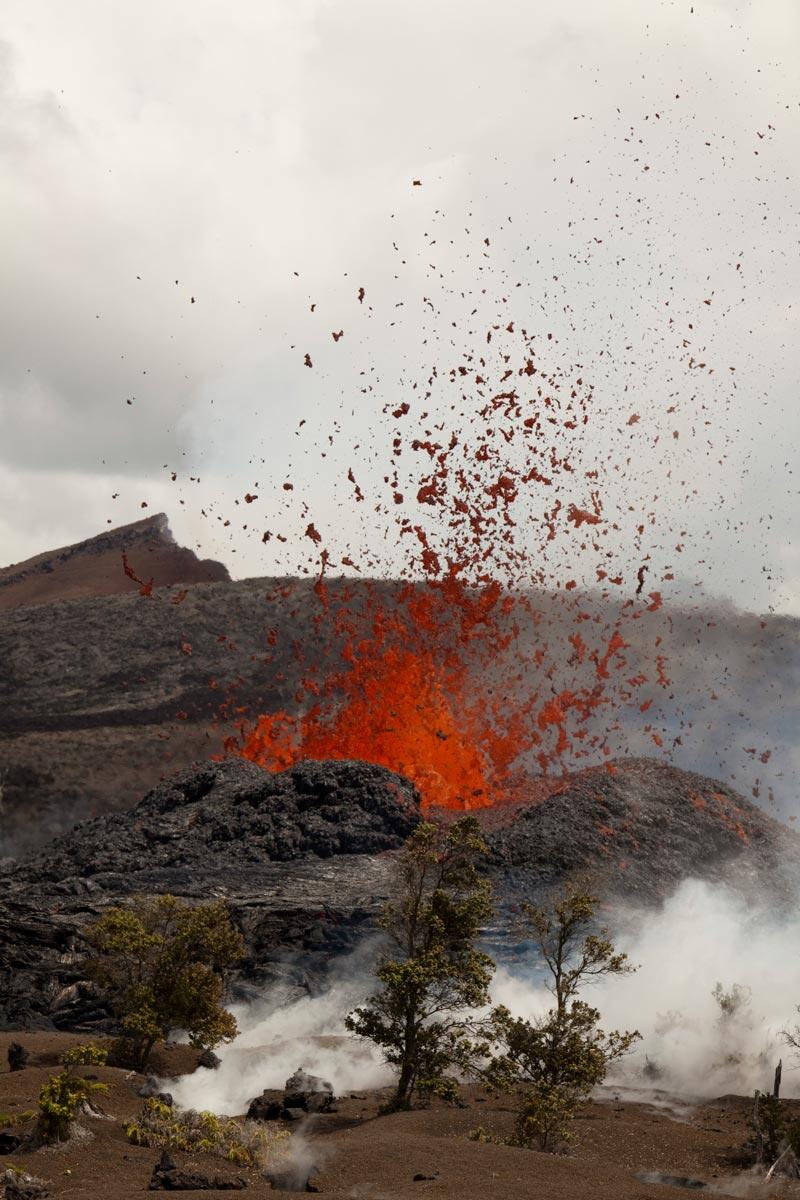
xmin=0 ymin=1112 xmax=35 ymax=1129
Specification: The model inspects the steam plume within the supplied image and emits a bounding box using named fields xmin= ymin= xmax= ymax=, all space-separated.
xmin=168 ymin=880 xmax=800 ymax=1116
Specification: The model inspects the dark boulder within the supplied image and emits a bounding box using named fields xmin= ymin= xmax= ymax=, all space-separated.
xmin=196 ymin=1048 xmax=220 ymax=1070
xmin=282 ymin=1108 xmax=307 ymax=1123
xmin=138 ymin=1078 xmax=173 ymax=1107
xmin=284 ymin=1068 xmax=334 ymax=1114
xmin=3 ymin=1170 xmax=48 ymax=1199
xmin=266 ymin=1158 xmax=320 ymax=1193
xmin=245 ymin=1092 xmax=283 ymax=1122
xmin=7 ymin=1043 xmax=28 ymax=1072
xmin=148 ymin=1149 xmax=247 ymax=1191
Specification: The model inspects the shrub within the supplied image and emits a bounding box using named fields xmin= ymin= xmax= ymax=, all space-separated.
xmin=753 ymin=1092 xmax=784 ymax=1164
xmin=123 ymin=1098 xmax=289 ymax=1168
xmin=61 ymin=1043 xmax=108 ymax=1068
xmin=83 ymin=894 xmax=244 ymax=1071
xmin=511 ymin=1082 xmax=580 ymax=1152
xmin=37 ymin=1070 xmax=107 ymax=1144
xmin=467 ymin=1125 xmax=493 ymax=1143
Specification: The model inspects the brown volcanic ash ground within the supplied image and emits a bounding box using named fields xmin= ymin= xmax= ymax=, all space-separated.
xmin=0 ymin=1032 xmax=795 ymax=1200
xmin=0 ymin=513 xmax=228 ymax=612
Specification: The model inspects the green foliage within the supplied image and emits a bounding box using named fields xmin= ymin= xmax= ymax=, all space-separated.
xmin=346 ymin=817 xmax=494 ymax=1108
xmin=489 ymin=999 xmax=638 ymax=1098
xmin=37 ymin=1070 xmax=108 ymax=1144
xmin=467 ymin=1125 xmax=494 ymax=1143
xmin=746 ymin=1091 xmax=800 ymax=1178
xmin=754 ymin=1092 xmax=785 ymax=1163
xmin=123 ymin=1097 xmax=289 ymax=1168
xmin=487 ymin=886 xmax=639 ymax=1151
xmin=84 ymin=894 xmax=244 ymax=1071
xmin=511 ymin=1082 xmax=580 ymax=1152
xmin=520 ymin=888 xmax=634 ymax=1014
xmin=61 ymin=1043 xmax=108 ymax=1067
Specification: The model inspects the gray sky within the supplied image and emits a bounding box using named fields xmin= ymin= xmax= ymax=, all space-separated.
xmin=1 ymin=0 xmax=798 ymax=612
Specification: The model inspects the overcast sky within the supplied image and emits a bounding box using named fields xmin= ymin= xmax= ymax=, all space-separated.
xmin=1 ymin=0 xmax=798 ymax=612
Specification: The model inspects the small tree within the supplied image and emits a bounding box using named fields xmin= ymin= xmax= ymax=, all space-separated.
xmin=84 ymin=894 xmax=244 ymax=1071
xmin=713 ymin=982 xmax=752 ymax=1024
xmin=346 ymin=817 xmax=494 ymax=1109
xmin=711 ymin=981 xmax=756 ymax=1074
xmin=488 ymin=886 xmax=639 ymax=1150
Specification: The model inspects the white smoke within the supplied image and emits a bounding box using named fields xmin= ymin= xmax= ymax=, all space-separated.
xmin=495 ymin=878 xmax=800 ymax=1100
xmin=168 ymin=879 xmax=800 ymax=1116
xmin=167 ymin=947 xmax=392 ymax=1116
xmin=607 ymin=878 xmax=800 ymax=1099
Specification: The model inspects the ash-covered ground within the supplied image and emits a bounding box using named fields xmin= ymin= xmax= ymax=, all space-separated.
xmin=0 ymin=1031 xmax=796 ymax=1200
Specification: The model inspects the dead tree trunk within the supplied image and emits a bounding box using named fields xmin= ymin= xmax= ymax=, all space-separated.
xmin=774 ymin=1060 xmax=783 ymax=1099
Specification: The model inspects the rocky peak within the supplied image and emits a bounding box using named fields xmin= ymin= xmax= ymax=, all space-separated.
xmin=0 ymin=513 xmax=229 ymax=611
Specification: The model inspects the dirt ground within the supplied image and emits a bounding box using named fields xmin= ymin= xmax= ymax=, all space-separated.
xmin=1 ymin=1032 xmax=798 ymax=1200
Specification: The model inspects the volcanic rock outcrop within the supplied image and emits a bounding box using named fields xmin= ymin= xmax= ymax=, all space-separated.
xmin=488 ymin=757 xmax=800 ymax=908
xmin=1 ymin=754 xmax=797 ymax=1033
xmin=0 ymin=758 xmax=419 ymax=1030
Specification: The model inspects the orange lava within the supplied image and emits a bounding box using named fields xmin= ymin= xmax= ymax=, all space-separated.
xmin=241 ymin=645 xmax=502 ymax=810
xmin=231 ymin=577 xmax=637 ymax=811
xmin=237 ymin=582 xmax=537 ymax=810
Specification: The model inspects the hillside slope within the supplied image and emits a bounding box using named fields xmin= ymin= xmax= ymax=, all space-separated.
xmin=0 ymin=513 xmax=228 ymax=612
